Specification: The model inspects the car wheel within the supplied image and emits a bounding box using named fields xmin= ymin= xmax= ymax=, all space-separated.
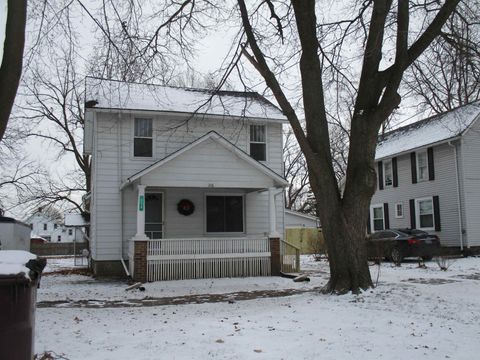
xmin=422 ymin=256 xmax=433 ymax=261
xmin=390 ymin=247 xmax=403 ymax=264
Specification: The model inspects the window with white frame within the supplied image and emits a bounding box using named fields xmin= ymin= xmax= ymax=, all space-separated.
xmin=134 ymin=118 xmax=153 ymax=157
xmin=249 ymin=124 xmax=266 ymax=161
xmin=43 ymin=223 xmax=47 ymax=231
xmin=395 ymin=203 xmax=403 ymax=218
xmin=57 ymin=235 xmax=61 ymax=242
xmin=370 ymin=205 xmax=385 ymax=232
xmin=383 ymin=159 xmax=393 ymax=187
xmin=206 ymin=195 xmax=244 ymax=233
xmin=68 ymin=229 xmax=73 ymax=236
xmin=416 ymin=197 xmax=434 ymax=230
xmin=417 ymin=151 xmax=428 ymax=181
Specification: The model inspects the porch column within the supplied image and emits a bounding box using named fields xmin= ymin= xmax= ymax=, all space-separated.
xmin=268 ymin=187 xmax=280 ymax=237
xmin=134 ymin=184 xmax=148 ymax=240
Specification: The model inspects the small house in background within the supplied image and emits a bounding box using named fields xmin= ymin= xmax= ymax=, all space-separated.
xmin=0 ymin=216 xmax=31 ymax=251
xmin=370 ymin=102 xmax=480 ymax=252
xmin=284 ymin=209 xmax=324 ymax=255
xmin=24 ymin=208 xmax=84 ymax=243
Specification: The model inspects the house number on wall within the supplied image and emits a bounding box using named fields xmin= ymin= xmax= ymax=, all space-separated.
xmin=139 ymin=195 xmax=144 ymax=211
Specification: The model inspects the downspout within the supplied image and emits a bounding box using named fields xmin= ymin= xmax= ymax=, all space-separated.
xmin=448 ymin=141 xmax=464 ymax=250
xmin=117 ymin=112 xmax=129 ymax=276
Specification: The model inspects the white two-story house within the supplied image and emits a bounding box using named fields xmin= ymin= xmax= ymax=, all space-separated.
xmin=370 ymin=102 xmax=480 ymax=251
xmin=83 ymin=78 xmax=288 ymax=281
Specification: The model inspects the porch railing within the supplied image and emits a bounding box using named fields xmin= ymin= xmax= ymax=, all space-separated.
xmin=280 ymin=240 xmax=300 ymax=273
xmin=146 ymin=237 xmax=271 ymax=281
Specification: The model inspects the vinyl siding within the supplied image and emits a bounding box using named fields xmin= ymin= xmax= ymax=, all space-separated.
xmin=90 ymin=111 xmax=284 ymax=261
xmin=371 ymin=143 xmax=461 ymax=246
xmin=460 ymin=117 xmax=480 ymax=247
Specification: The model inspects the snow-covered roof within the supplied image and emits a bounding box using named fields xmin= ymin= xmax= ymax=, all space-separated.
xmin=0 ymin=250 xmax=37 ymax=278
xmin=376 ymin=102 xmax=480 ymax=160
xmin=85 ymin=77 xmax=287 ymax=121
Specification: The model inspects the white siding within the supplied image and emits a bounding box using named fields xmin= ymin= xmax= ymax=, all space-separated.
xmin=140 ymin=138 xmax=276 ymax=188
xmin=460 ymin=118 xmax=480 ymax=247
xmin=371 ymin=143 xmax=461 ymax=246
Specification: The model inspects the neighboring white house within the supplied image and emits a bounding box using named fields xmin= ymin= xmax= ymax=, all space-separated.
xmin=0 ymin=216 xmax=31 ymax=251
xmin=370 ymin=102 xmax=480 ymax=250
xmin=25 ymin=209 xmax=83 ymax=243
xmin=284 ymin=209 xmax=319 ymax=228
xmin=83 ymin=77 xmax=289 ymax=280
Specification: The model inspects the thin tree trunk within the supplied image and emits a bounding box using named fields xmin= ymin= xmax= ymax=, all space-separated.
xmin=0 ymin=0 xmax=27 ymax=142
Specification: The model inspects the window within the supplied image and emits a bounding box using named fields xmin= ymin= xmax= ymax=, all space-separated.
xmin=416 ymin=197 xmax=434 ymax=230
xmin=250 ymin=125 xmax=266 ymax=161
xmin=417 ymin=151 xmax=428 ymax=181
xmin=383 ymin=159 xmax=393 ymax=187
xmin=134 ymin=118 xmax=153 ymax=157
xmin=54 ymin=224 xmax=58 ymax=229
xmin=57 ymin=235 xmax=61 ymax=242
xmin=370 ymin=205 xmax=385 ymax=232
xmin=395 ymin=203 xmax=403 ymax=218
xmin=43 ymin=223 xmax=47 ymax=231
xmin=206 ymin=195 xmax=244 ymax=233
xmin=68 ymin=229 xmax=73 ymax=236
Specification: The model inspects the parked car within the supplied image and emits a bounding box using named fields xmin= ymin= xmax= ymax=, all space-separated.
xmin=367 ymin=229 xmax=441 ymax=263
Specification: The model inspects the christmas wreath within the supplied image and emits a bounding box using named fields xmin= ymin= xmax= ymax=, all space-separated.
xmin=177 ymin=199 xmax=195 ymax=216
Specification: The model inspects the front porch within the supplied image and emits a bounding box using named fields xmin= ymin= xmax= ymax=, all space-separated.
xmin=121 ymin=132 xmax=293 ymax=281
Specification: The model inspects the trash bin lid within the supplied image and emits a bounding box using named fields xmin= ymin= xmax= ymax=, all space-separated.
xmin=0 ymin=250 xmax=38 ymax=281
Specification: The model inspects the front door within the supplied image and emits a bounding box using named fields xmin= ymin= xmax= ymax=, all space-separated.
xmin=145 ymin=192 xmax=163 ymax=239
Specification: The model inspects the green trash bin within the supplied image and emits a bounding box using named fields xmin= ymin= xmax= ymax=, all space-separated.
xmin=0 ymin=251 xmax=46 ymax=360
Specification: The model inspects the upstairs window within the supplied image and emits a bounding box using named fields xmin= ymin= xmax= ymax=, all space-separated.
xmin=54 ymin=224 xmax=58 ymax=229
xmin=68 ymin=229 xmax=73 ymax=236
xmin=417 ymin=151 xmax=428 ymax=181
xmin=134 ymin=118 xmax=153 ymax=157
xmin=383 ymin=159 xmax=393 ymax=187
xmin=43 ymin=223 xmax=47 ymax=231
xmin=250 ymin=125 xmax=266 ymax=161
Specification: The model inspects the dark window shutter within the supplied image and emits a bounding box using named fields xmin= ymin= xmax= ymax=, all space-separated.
xmin=367 ymin=212 xmax=371 ymax=234
xmin=383 ymin=203 xmax=390 ymax=229
xmin=378 ymin=161 xmax=384 ymax=190
xmin=409 ymin=199 xmax=416 ymax=229
xmin=433 ymin=195 xmax=441 ymax=231
xmin=392 ymin=157 xmax=398 ymax=187
xmin=410 ymin=152 xmax=417 ymax=184
xmin=428 ymin=147 xmax=435 ymax=181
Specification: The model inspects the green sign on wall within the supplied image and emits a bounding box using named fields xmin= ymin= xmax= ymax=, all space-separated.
xmin=139 ymin=195 xmax=144 ymax=211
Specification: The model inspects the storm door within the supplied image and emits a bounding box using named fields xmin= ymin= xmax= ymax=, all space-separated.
xmin=145 ymin=192 xmax=163 ymax=239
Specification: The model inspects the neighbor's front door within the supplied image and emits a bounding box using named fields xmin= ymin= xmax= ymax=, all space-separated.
xmin=145 ymin=192 xmax=163 ymax=239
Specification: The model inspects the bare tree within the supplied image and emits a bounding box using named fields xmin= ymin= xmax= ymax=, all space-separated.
xmin=0 ymin=0 xmax=27 ymax=142
xmin=236 ymin=0 xmax=460 ymax=293
xmin=405 ymin=0 xmax=480 ymax=114
xmin=283 ymin=129 xmax=314 ymax=214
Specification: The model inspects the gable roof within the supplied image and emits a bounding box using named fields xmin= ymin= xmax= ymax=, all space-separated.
xmin=85 ymin=77 xmax=287 ymax=121
xmin=120 ymin=131 xmax=288 ymax=189
xmin=375 ymin=102 xmax=480 ymax=160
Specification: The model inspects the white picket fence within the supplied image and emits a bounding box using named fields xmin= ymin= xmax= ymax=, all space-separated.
xmin=146 ymin=237 xmax=271 ymax=281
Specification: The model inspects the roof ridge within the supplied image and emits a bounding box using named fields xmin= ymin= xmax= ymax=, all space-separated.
xmin=379 ymin=101 xmax=480 ymax=142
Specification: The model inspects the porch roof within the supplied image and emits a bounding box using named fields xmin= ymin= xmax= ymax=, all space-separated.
xmin=120 ymin=131 xmax=288 ymax=190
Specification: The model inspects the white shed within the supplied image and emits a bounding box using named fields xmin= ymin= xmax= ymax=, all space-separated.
xmin=0 ymin=216 xmax=31 ymax=251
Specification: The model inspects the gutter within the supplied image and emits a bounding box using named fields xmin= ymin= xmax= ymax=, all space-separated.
xmin=448 ymin=141 xmax=465 ymax=250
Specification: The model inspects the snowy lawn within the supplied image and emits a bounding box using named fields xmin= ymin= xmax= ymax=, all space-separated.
xmin=35 ymin=256 xmax=480 ymax=359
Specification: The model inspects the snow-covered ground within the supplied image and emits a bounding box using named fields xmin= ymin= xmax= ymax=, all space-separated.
xmin=35 ymin=256 xmax=480 ymax=359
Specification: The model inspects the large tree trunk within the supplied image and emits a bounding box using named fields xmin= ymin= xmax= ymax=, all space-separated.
xmin=0 ymin=0 xmax=27 ymax=142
